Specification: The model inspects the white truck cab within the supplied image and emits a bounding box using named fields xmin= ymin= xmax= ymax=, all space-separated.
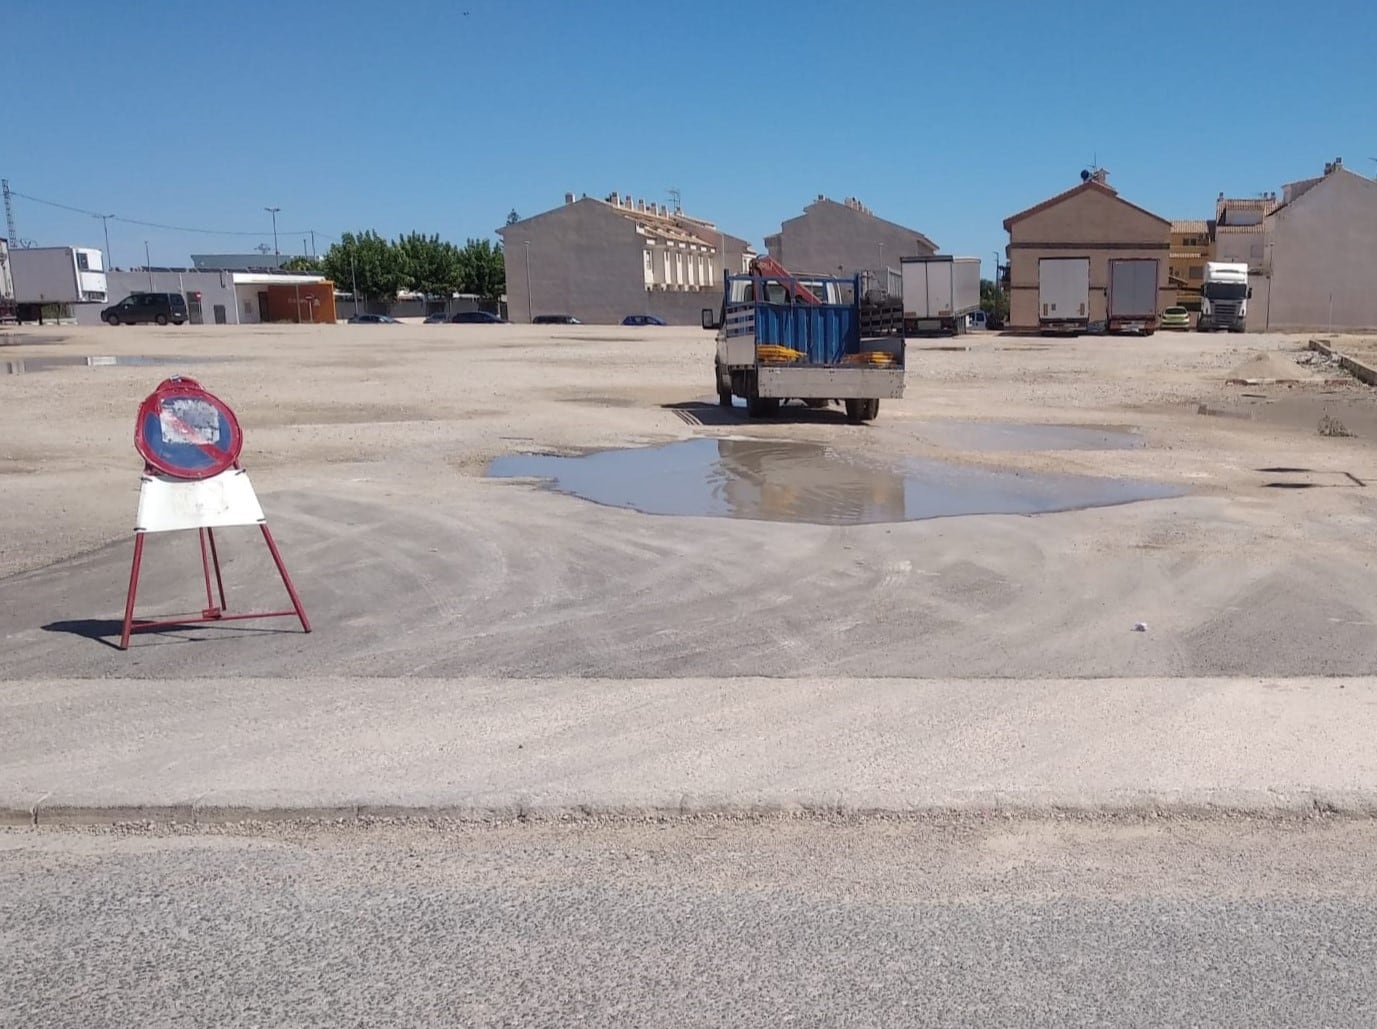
xmin=1199 ymin=261 xmax=1251 ymax=332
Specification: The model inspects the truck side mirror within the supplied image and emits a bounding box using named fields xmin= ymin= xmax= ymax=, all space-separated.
xmin=1247 ymin=287 xmax=1254 ymax=299
xmin=701 ymin=308 xmax=719 ymax=330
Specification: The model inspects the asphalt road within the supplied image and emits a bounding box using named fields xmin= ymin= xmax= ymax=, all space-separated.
xmin=5 ymin=817 xmax=1377 ymax=1028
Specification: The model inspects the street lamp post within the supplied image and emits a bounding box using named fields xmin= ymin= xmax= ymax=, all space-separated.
xmin=350 ymin=249 xmax=360 ymax=317
xmin=265 ymin=206 xmax=281 ymax=255
xmin=1265 ymin=241 xmax=1274 ymax=331
xmin=523 ymin=241 xmax=533 ymax=322
xmin=144 ymin=241 xmax=153 ymax=290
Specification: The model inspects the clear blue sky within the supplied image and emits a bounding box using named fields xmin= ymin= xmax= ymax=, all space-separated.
xmin=7 ymin=0 xmax=1376 ymax=272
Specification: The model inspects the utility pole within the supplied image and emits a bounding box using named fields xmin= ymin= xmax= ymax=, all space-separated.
xmin=309 ymin=229 xmax=316 ymax=257
xmin=96 ymin=214 xmax=115 ymax=269
xmin=144 ymin=241 xmax=154 ymax=290
xmin=523 ymin=241 xmax=533 ymax=322
xmin=265 ymin=206 xmax=281 ymax=255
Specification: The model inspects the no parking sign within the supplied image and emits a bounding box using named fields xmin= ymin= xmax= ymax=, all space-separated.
xmin=134 ymin=376 xmax=243 ymax=480
xmin=119 ymin=375 xmax=310 ymax=649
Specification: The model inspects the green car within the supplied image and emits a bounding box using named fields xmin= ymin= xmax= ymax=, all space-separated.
xmin=1160 ymin=306 xmax=1190 ymax=330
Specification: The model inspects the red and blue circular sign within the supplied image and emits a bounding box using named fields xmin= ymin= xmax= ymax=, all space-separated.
xmin=135 ymin=377 xmax=243 ymax=480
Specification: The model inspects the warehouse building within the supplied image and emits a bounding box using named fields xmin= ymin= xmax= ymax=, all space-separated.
xmin=764 ymin=195 xmax=936 ymax=295
xmin=1003 ymin=171 xmax=1172 ymax=332
xmin=74 ymin=267 xmax=333 ymax=325
xmin=498 ymin=193 xmax=755 ymax=325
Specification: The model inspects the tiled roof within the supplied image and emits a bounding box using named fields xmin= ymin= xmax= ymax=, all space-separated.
xmin=1171 ymin=220 xmax=1209 ymax=233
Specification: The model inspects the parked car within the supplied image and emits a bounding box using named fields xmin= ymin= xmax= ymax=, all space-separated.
xmin=450 ymin=311 xmax=506 ymax=324
xmin=423 ymin=312 xmax=450 ymax=324
xmin=1160 ymin=306 xmax=1191 ymax=330
xmin=621 ymin=314 xmax=667 ymax=326
xmin=532 ymin=314 xmax=581 ymax=325
xmin=102 ymin=292 xmax=188 ymax=326
xmin=348 ymin=313 xmax=399 ymax=324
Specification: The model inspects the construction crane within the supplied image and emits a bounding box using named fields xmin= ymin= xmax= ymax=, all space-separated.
xmin=746 ymin=255 xmax=823 ymax=305
xmin=2 ymin=179 xmax=16 ymax=247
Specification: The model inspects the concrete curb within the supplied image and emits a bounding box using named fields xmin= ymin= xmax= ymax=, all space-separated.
xmin=1310 ymin=338 xmax=1377 ymax=385
xmin=7 ymin=789 xmax=1377 ymax=827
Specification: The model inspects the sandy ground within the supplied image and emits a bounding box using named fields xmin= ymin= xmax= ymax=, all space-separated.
xmin=3 ymin=323 xmax=1376 ymax=683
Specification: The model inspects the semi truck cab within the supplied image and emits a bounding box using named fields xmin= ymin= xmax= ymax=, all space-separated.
xmin=1199 ymin=261 xmax=1252 ymax=333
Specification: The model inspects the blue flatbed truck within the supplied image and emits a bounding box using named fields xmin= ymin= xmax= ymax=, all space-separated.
xmin=701 ymin=258 xmax=905 ymax=424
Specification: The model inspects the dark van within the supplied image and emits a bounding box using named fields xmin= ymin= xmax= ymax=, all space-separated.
xmin=103 ymin=292 xmax=189 ymax=326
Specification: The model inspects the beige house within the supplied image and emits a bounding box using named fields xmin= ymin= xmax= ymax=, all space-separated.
xmin=1169 ymin=219 xmax=1214 ymax=309
xmin=1261 ymin=161 xmax=1377 ymax=331
xmin=764 ymin=195 xmax=936 ymax=295
xmin=498 ymin=193 xmax=755 ymax=325
xmin=1003 ymin=173 xmax=1172 ymax=332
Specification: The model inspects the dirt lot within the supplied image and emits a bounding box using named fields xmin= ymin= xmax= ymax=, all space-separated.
xmin=2 ymin=322 xmax=1377 ymax=679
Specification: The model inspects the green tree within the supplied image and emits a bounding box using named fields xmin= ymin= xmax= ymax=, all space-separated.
xmin=321 ymin=231 xmax=407 ymax=302
xmin=506 ymin=209 xmax=521 ymax=226
xmin=281 ymin=255 xmax=321 ymax=272
xmin=979 ymin=278 xmax=1009 ymax=324
xmin=394 ymin=231 xmax=462 ymax=297
xmin=457 ymin=238 xmax=505 ymax=302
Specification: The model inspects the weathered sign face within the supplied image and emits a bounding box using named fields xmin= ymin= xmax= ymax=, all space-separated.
xmin=134 ymin=376 xmax=243 ymax=480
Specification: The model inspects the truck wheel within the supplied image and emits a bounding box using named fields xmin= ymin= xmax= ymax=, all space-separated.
xmin=845 ymin=399 xmax=878 ymax=424
xmin=718 ymin=386 xmax=733 ymax=408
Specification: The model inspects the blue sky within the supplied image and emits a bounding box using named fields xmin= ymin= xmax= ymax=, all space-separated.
xmin=7 ymin=0 xmax=1376 ymax=272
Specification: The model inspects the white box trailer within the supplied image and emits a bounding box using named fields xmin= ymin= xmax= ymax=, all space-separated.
xmin=1106 ymin=258 xmax=1160 ymax=335
xmin=0 ymin=239 xmax=15 ymax=322
xmin=1038 ymin=257 xmax=1090 ymax=335
xmin=10 ymin=246 xmax=108 ymax=304
xmin=900 ymin=256 xmax=981 ymax=336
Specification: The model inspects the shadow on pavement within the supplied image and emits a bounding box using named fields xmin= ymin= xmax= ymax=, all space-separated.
xmin=42 ymin=618 xmax=298 ymax=650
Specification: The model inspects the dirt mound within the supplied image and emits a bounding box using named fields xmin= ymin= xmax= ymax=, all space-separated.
xmin=1226 ymin=351 xmax=1314 ymax=381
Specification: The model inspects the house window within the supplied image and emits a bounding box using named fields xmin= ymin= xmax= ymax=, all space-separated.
xmin=663 ymin=251 xmax=671 ymax=282
xmin=1189 ymin=266 xmax=1203 ymax=280
xmin=688 ymin=255 xmax=697 ymax=287
xmin=77 ymin=252 xmax=90 ymax=271
xmin=675 ymin=252 xmax=683 ymax=285
xmin=644 ymin=250 xmax=654 ymax=285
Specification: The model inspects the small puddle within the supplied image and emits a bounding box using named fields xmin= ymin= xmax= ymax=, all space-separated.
xmin=3 ymin=354 xmax=222 ymax=375
xmin=488 ymin=438 xmax=1181 ymax=525
xmin=918 ymin=421 xmax=1143 ymax=451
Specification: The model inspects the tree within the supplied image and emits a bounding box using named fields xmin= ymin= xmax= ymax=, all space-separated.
xmin=321 ymin=231 xmax=407 ymax=302
xmin=394 ymin=231 xmax=462 ymax=297
xmin=457 ymin=238 xmax=505 ymax=302
xmin=506 ymin=209 xmax=521 ymax=226
xmin=979 ymin=278 xmax=1009 ymax=325
xmin=281 ymin=255 xmax=321 ymax=272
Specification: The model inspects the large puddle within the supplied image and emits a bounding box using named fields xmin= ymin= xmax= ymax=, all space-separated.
xmin=488 ymin=438 xmax=1181 ymax=525
xmin=918 ymin=420 xmax=1144 ymax=451
xmin=3 ymin=354 xmax=222 ymax=375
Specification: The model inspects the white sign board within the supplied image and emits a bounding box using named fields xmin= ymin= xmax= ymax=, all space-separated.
xmin=134 ymin=468 xmax=266 ymax=534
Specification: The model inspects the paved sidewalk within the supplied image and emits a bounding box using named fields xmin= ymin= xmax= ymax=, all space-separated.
xmin=3 ymin=676 xmax=1374 ymax=823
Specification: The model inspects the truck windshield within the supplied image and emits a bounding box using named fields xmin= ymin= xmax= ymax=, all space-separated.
xmin=731 ymin=279 xmax=830 ymax=304
xmin=1204 ymin=282 xmax=1248 ymax=300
